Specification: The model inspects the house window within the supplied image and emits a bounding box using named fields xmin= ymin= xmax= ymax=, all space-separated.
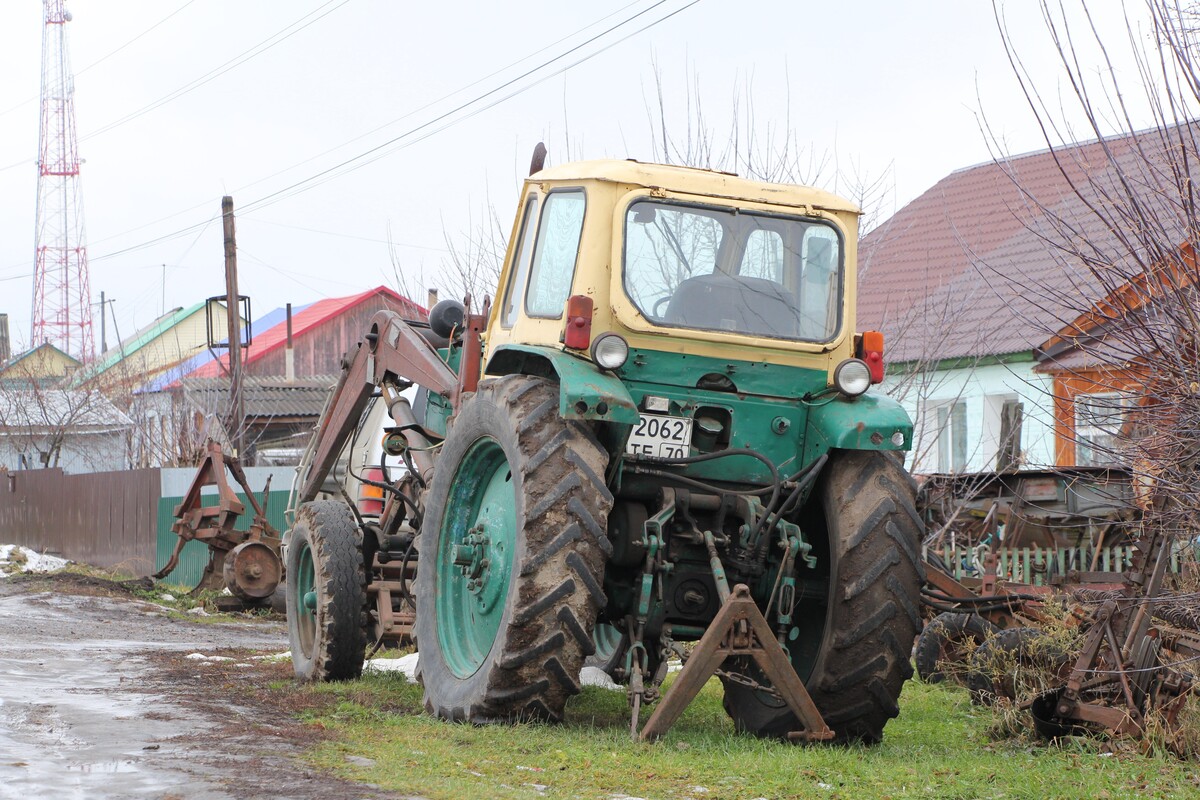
xmin=1075 ymin=392 xmax=1129 ymax=466
xmin=936 ymin=401 xmax=968 ymax=472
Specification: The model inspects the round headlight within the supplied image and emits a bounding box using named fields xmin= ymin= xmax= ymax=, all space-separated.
xmin=590 ymin=333 xmax=629 ymax=370
xmin=833 ymin=358 xmax=871 ymax=397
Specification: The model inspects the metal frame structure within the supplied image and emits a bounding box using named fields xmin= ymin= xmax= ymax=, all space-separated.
xmin=32 ymin=0 xmax=94 ymax=360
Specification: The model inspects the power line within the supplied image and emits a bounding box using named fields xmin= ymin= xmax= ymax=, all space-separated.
xmin=0 ymin=0 xmax=199 ymax=122
xmin=78 ymin=1 xmax=200 ymax=79
xmin=240 ymin=0 xmax=690 ymax=215
xmin=88 ymin=0 xmax=700 ymax=263
xmin=76 ymin=0 xmax=655 ymax=248
xmin=222 ymin=0 xmax=651 ymax=200
xmin=82 ymin=0 xmax=352 ymax=143
xmin=0 ymin=0 xmax=350 ymax=175
xmin=247 ymin=218 xmax=450 ymax=252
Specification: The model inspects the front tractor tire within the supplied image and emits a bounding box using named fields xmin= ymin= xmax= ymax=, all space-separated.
xmin=415 ymin=376 xmax=613 ymax=724
xmin=286 ymin=500 xmax=368 ymax=681
xmin=722 ymin=450 xmax=924 ymax=743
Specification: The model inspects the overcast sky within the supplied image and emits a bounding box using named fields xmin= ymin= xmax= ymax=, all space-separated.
xmin=0 ymin=0 xmax=1157 ymax=355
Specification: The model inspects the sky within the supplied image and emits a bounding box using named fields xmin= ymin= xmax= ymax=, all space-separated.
xmin=0 ymin=0 xmax=1159 ymax=357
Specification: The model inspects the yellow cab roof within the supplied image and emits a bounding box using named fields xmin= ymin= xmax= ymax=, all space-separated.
xmin=529 ymin=159 xmax=860 ymax=215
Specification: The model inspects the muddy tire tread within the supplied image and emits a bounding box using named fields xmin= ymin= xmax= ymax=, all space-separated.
xmin=722 ymin=450 xmax=924 ymax=743
xmin=286 ymin=500 xmax=367 ymax=682
xmin=416 ymin=376 xmax=612 ymax=724
xmin=914 ymin=611 xmax=997 ymax=684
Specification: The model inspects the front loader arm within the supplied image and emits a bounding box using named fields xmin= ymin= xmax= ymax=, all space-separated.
xmin=298 ymin=310 xmax=459 ymax=504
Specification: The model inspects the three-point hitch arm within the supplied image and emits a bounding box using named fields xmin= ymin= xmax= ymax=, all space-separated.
xmin=296 ymin=310 xmax=460 ymax=505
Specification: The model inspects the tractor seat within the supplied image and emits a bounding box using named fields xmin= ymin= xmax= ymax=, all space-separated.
xmin=664 ymin=273 xmax=800 ymax=338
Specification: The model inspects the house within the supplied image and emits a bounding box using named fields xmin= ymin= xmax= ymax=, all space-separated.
xmin=130 ymin=285 xmax=425 ymax=467
xmin=0 ymin=343 xmax=81 ymax=384
xmin=71 ymin=300 xmax=243 ymax=394
xmin=0 ymin=387 xmax=132 ymax=473
xmin=1030 ymin=243 xmax=1200 ymax=466
xmin=130 ymin=376 xmax=334 ymax=468
xmin=185 ymin=285 xmax=425 ymax=380
xmin=860 ymin=128 xmax=1188 ymax=473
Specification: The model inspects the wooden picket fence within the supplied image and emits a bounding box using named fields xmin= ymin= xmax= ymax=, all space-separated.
xmin=924 ymin=543 xmax=1190 ymax=586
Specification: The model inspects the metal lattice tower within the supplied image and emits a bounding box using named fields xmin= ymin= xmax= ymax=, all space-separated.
xmin=32 ymin=0 xmax=94 ymax=361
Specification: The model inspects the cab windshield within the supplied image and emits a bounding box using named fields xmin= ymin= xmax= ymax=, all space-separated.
xmin=622 ymin=200 xmax=843 ymax=342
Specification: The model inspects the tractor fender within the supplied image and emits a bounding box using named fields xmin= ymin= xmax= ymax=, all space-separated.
xmin=484 ymin=344 xmax=639 ymax=426
xmin=803 ymin=391 xmax=914 ymax=462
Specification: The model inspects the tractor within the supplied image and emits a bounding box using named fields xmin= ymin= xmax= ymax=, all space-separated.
xmin=284 ymin=148 xmax=924 ymax=743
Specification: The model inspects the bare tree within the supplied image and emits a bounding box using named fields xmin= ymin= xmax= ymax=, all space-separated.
xmin=985 ymin=0 xmax=1200 ymax=542
xmin=0 ymin=378 xmax=131 ymax=472
xmin=640 ymin=62 xmax=896 ymax=232
xmin=389 ymin=202 xmax=509 ymax=309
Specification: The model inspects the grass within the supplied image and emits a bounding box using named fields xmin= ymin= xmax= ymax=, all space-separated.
xmin=294 ymin=668 xmax=1200 ymax=800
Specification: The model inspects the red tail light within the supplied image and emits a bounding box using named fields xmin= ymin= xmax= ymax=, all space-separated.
xmin=358 ymin=467 xmax=385 ymax=516
xmin=860 ymin=330 xmax=885 ymax=384
xmin=563 ymin=294 xmax=593 ymax=350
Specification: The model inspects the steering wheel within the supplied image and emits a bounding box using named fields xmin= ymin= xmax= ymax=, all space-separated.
xmin=652 ymin=295 xmax=673 ymax=319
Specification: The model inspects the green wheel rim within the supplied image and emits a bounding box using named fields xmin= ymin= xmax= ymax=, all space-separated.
xmin=293 ymin=539 xmax=316 ymax=654
xmin=592 ymin=622 xmax=623 ymax=666
xmin=436 ymin=437 xmax=518 ymax=678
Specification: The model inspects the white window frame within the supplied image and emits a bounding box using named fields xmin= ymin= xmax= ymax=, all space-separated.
xmin=1074 ymin=392 xmax=1129 ymax=466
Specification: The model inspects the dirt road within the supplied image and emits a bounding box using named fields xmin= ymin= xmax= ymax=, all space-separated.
xmin=0 ymin=574 xmax=400 ymax=800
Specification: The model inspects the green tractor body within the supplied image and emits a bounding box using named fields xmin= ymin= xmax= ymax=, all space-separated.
xmin=286 ymin=156 xmax=924 ymax=743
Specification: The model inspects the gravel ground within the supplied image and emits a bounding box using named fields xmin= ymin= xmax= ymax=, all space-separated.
xmin=0 ymin=573 xmax=405 ymax=800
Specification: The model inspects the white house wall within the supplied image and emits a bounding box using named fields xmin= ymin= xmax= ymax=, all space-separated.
xmin=0 ymin=430 xmax=129 ymax=474
xmin=883 ymin=360 xmax=1056 ymax=474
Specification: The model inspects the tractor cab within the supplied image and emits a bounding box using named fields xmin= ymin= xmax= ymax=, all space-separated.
xmin=480 ymin=159 xmax=910 ymax=482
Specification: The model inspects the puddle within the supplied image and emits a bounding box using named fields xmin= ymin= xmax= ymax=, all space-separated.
xmin=0 ymin=588 xmax=289 ymax=799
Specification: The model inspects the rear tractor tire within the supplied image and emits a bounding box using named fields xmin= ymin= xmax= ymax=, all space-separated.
xmin=721 ymin=450 xmax=924 ymax=743
xmin=286 ymin=500 xmax=369 ymax=681
xmin=415 ymin=375 xmax=613 ymax=723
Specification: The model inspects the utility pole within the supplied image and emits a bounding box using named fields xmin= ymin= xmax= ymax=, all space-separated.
xmin=222 ymin=196 xmax=245 ymax=459
xmin=91 ymin=292 xmax=115 ymax=354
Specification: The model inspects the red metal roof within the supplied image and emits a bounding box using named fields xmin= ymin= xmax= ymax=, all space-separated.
xmin=185 ymin=286 xmax=425 ymax=379
xmin=858 ymin=130 xmax=1182 ymax=363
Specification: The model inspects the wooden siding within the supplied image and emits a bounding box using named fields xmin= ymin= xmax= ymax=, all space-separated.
xmin=248 ymin=292 xmax=423 ymax=377
xmin=1050 ymin=367 xmax=1143 ymax=466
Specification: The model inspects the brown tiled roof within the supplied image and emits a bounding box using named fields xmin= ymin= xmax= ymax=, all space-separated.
xmin=859 ymin=128 xmax=1189 ymax=363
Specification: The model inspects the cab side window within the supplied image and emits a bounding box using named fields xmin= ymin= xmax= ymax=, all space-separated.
xmin=525 ymin=190 xmax=586 ymax=318
xmin=500 ymin=196 xmax=539 ymax=328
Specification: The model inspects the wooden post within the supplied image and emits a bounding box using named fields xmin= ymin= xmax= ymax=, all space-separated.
xmin=222 ymin=196 xmax=245 ymax=459
xmin=285 ymin=302 xmax=295 ymax=381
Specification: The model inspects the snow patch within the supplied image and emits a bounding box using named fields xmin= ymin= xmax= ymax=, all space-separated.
xmin=0 ymin=544 xmax=69 ymax=575
xmin=365 ymin=652 xmax=419 ymax=682
xmin=360 ymin=655 xmax=624 ymax=693
xmin=580 ymin=666 xmax=621 ymax=691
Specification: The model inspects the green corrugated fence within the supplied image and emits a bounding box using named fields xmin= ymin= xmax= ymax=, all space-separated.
xmin=154 ymin=490 xmax=291 ymax=589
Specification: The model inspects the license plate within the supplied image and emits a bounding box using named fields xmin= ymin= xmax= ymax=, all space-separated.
xmin=626 ymin=414 xmax=692 ymax=459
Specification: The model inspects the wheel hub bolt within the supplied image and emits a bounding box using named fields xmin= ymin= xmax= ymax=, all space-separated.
xmin=303 ymin=590 xmax=317 ymax=611
xmin=451 ymin=545 xmax=475 ymax=567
